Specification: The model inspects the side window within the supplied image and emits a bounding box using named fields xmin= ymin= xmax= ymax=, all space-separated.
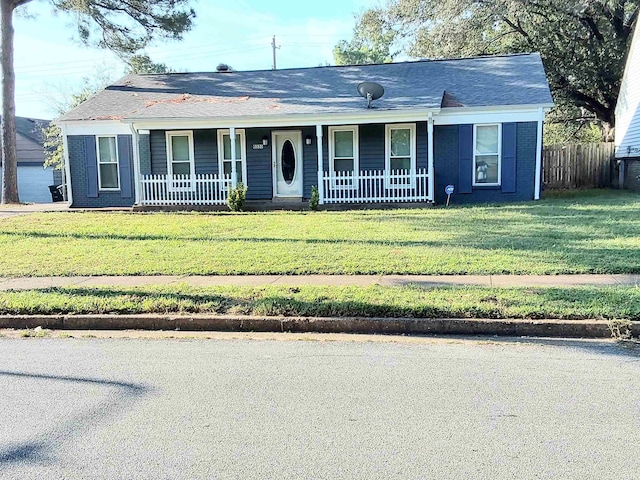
xmin=166 ymin=131 xmax=194 ymax=176
xmin=474 ymin=124 xmax=501 ymax=185
xmin=97 ymin=136 xmax=119 ymax=190
xmin=329 ymin=126 xmax=359 ymax=187
xmin=385 ymin=124 xmax=416 ymax=186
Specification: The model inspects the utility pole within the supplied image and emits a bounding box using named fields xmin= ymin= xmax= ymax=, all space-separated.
xmin=271 ymin=35 xmax=280 ymax=70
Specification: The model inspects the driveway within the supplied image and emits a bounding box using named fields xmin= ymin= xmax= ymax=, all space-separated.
xmin=0 ymin=202 xmax=69 ymax=219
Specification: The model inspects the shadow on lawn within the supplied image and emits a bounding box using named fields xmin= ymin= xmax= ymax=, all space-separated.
xmin=0 ymin=371 xmax=150 ymax=467
xmin=9 ymin=285 xmax=640 ymax=321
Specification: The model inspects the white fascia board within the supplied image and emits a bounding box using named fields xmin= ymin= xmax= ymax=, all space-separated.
xmin=434 ymin=105 xmax=552 ymax=125
xmin=124 ymin=109 xmax=441 ymax=130
xmin=63 ymin=122 xmax=133 ymax=136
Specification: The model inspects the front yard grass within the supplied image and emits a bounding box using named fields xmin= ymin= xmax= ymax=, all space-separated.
xmin=0 ymin=285 xmax=639 ymax=320
xmin=0 ymin=189 xmax=639 ymax=276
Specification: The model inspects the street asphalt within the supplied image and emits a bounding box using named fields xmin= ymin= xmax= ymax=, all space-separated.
xmin=1 ymin=336 xmax=639 ymax=479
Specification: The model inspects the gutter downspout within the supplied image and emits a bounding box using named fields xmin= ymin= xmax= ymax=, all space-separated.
xmin=128 ymin=124 xmax=141 ymax=205
xmin=60 ymin=124 xmax=73 ymax=206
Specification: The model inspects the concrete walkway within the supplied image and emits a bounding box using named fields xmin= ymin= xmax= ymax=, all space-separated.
xmin=0 ymin=274 xmax=638 ymax=291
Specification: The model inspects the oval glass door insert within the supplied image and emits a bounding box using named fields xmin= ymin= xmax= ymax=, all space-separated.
xmin=281 ymin=140 xmax=296 ymax=185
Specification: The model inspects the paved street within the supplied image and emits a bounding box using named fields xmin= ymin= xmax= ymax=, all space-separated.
xmin=1 ymin=336 xmax=639 ymax=479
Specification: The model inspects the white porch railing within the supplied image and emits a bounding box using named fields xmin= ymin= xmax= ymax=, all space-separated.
xmin=140 ymin=174 xmax=232 ymax=206
xmin=321 ymin=168 xmax=431 ymax=204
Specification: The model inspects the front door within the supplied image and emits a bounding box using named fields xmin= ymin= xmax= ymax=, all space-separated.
xmin=272 ymin=131 xmax=303 ymax=197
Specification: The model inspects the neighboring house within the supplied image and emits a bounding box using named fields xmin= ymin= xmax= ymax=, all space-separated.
xmin=57 ymin=53 xmax=553 ymax=209
xmin=615 ymin=24 xmax=640 ymax=191
xmin=0 ymin=116 xmax=59 ymax=203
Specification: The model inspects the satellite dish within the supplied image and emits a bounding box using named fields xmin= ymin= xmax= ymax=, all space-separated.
xmin=357 ymin=82 xmax=385 ymax=108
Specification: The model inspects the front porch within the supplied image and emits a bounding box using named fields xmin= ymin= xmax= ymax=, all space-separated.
xmin=136 ymin=121 xmax=435 ymax=207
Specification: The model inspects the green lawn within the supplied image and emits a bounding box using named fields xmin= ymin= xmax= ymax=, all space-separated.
xmin=0 ymin=189 xmax=639 ymax=276
xmin=1 ymin=285 xmax=639 ymax=320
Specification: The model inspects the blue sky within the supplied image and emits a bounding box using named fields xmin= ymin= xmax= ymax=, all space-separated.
xmin=14 ymin=0 xmax=379 ymax=120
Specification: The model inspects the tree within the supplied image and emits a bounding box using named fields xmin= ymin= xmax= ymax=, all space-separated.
xmin=333 ymin=9 xmax=397 ymax=65
xmin=126 ymin=53 xmax=173 ymax=74
xmin=339 ymin=0 xmax=639 ymax=139
xmin=43 ymin=73 xmax=115 ymax=173
xmin=1 ymin=0 xmax=195 ymax=204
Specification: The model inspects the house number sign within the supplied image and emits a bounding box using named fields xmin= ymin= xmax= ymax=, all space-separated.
xmin=252 ymin=144 xmax=264 ymax=150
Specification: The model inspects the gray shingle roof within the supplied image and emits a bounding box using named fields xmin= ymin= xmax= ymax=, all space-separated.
xmin=59 ymin=53 xmax=553 ymax=122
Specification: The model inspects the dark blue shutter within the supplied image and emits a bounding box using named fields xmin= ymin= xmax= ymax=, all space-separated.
xmin=458 ymin=125 xmax=473 ymax=193
xmin=84 ymin=136 xmax=98 ymax=198
xmin=118 ymin=135 xmax=132 ymax=199
xmin=501 ymin=123 xmax=517 ymax=193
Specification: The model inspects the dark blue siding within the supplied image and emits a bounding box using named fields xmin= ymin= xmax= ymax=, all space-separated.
xmin=433 ymin=122 xmax=538 ymax=204
xmin=194 ymin=130 xmax=218 ymax=175
xmin=150 ymin=131 xmax=167 ymax=174
xmin=245 ymin=128 xmax=273 ymax=200
xmin=68 ymin=135 xmax=135 ymax=208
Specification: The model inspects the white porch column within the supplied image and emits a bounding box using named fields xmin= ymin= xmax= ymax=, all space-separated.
xmin=229 ymin=127 xmax=238 ymax=188
xmin=534 ymin=107 xmax=544 ymax=200
xmin=427 ymin=113 xmax=435 ymax=202
xmin=60 ymin=124 xmax=73 ymax=206
xmin=129 ymin=124 xmax=142 ymax=205
xmin=316 ymin=124 xmax=324 ymax=204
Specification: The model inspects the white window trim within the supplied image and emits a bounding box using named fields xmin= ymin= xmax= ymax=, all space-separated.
xmin=473 ymin=123 xmax=502 ymax=187
xmin=384 ymin=123 xmax=417 ymax=189
xmin=216 ymin=129 xmax=248 ymax=185
xmin=166 ymin=130 xmax=196 ymax=177
xmin=328 ymin=125 xmax=359 ymax=190
xmin=96 ymin=135 xmax=120 ymax=191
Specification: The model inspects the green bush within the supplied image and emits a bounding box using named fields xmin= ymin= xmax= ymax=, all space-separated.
xmin=310 ymin=186 xmax=319 ymax=211
xmin=227 ymin=182 xmax=248 ymax=212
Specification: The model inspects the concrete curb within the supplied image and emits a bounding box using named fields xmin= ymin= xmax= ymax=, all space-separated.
xmin=1 ymin=314 xmax=638 ymax=338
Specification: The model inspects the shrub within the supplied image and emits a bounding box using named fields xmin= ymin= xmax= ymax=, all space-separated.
xmin=227 ymin=182 xmax=248 ymax=212
xmin=310 ymin=186 xmax=319 ymax=211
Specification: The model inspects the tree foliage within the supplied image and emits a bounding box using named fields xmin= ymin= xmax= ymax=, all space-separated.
xmin=126 ymin=53 xmax=173 ymax=74
xmin=333 ymin=9 xmax=396 ymax=65
xmin=1 ymin=0 xmax=195 ymax=204
xmin=42 ymin=74 xmax=114 ymax=171
xmin=337 ymin=0 xmax=639 ymax=134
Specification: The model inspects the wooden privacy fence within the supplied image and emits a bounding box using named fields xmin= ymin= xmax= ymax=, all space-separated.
xmin=543 ymin=143 xmax=614 ymax=189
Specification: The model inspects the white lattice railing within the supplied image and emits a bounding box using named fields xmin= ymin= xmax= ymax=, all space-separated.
xmin=321 ymin=168 xmax=431 ymax=204
xmin=140 ymin=174 xmax=232 ymax=206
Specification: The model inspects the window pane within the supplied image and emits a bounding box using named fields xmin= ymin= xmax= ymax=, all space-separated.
xmin=223 ymin=134 xmax=242 ymax=160
xmin=334 ymin=158 xmax=354 ymax=172
xmin=99 ymin=164 xmax=118 ymax=188
xmin=475 ymin=155 xmax=499 ymax=183
xmin=476 ymin=125 xmax=499 ymax=154
xmin=390 ymin=129 xmax=410 ymax=157
xmin=172 ymin=162 xmax=191 ymax=175
xmin=334 ymin=131 xmax=354 ymax=158
xmin=222 ymin=161 xmax=243 ymax=183
xmin=390 ymin=157 xmax=411 ymax=171
xmin=171 ymin=136 xmax=190 ymax=162
xmin=98 ymin=137 xmax=117 ymax=163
